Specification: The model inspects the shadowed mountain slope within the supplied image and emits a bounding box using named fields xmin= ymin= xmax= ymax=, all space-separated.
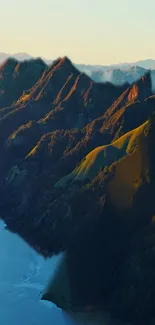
xmin=0 ymin=58 xmax=46 ymax=109
xmin=0 ymin=57 xmax=155 ymax=323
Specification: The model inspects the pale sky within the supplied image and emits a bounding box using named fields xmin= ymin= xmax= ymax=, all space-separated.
xmin=0 ymin=0 xmax=155 ymax=64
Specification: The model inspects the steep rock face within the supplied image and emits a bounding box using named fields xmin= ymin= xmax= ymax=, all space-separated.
xmin=0 ymin=57 xmax=129 ymax=150
xmin=0 ymin=58 xmax=46 ymax=108
xmin=0 ymin=57 xmax=155 ymax=323
xmin=0 ymin=114 xmax=152 ymax=253
xmin=0 ymin=75 xmax=154 ymax=239
xmin=41 ymin=117 xmax=155 ymax=324
xmin=2 ymin=92 xmax=154 ymax=225
xmin=0 ymin=57 xmax=133 ymax=175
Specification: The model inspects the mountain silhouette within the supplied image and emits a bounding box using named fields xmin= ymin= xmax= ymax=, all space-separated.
xmin=1 ymin=52 xmax=155 ymax=85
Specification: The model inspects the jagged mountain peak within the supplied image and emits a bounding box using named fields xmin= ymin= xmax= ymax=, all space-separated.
xmin=137 ymin=70 xmax=152 ymax=86
xmin=59 ymin=56 xmax=72 ymax=65
xmin=20 ymin=55 xmax=91 ymax=106
xmin=132 ymin=71 xmax=152 ymax=100
xmin=0 ymin=55 xmax=155 ymax=323
xmin=0 ymin=57 xmax=47 ymax=75
xmin=47 ymin=56 xmax=76 ymax=73
xmin=0 ymin=58 xmax=47 ymax=108
xmin=0 ymin=57 xmax=18 ymax=72
xmin=13 ymin=58 xmax=47 ymax=74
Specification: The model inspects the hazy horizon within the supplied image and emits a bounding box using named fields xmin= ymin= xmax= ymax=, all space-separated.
xmin=1 ymin=51 xmax=155 ymax=67
xmin=0 ymin=0 xmax=155 ymax=65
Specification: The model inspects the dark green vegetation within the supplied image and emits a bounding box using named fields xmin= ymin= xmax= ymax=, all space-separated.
xmin=0 ymin=56 xmax=155 ymax=324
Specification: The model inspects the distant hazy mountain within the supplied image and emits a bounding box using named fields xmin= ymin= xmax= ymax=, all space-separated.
xmin=0 ymin=52 xmax=155 ymax=69
xmin=77 ymin=65 xmax=155 ymax=92
xmin=11 ymin=52 xmax=33 ymax=61
xmin=0 ymin=52 xmax=33 ymax=64
xmin=77 ymin=59 xmax=155 ymax=71
xmin=136 ymin=59 xmax=155 ymax=70
xmin=79 ymin=65 xmax=146 ymax=83
xmin=0 ymin=52 xmax=10 ymax=64
xmin=0 ymin=52 xmax=52 ymax=65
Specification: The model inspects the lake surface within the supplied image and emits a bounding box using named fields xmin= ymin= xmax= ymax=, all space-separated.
xmin=0 ymin=220 xmax=127 ymax=325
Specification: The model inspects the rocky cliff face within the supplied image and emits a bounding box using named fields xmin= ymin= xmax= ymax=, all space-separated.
xmin=0 ymin=56 xmax=154 ymax=324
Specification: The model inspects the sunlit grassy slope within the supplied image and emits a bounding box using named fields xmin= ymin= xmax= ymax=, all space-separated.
xmin=56 ymin=120 xmax=150 ymax=209
xmin=76 ymin=121 xmax=148 ymax=179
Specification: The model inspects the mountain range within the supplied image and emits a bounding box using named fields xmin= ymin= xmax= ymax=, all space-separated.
xmin=1 ymin=52 xmax=155 ymax=69
xmin=1 ymin=53 xmax=155 ymax=91
xmin=0 ymin=56 xmax=155 ymax=324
